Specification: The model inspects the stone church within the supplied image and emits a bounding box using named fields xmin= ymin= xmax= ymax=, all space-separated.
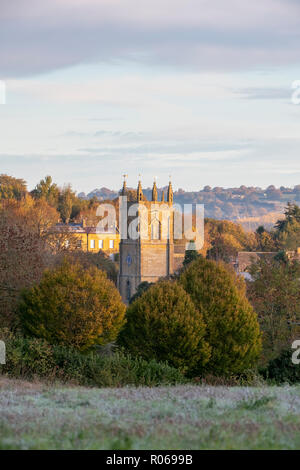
xmin=118 ymin=178 xmax=184 ymax=303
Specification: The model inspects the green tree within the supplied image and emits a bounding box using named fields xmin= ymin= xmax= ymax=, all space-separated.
xmin=275 ymin=203 xmax=300 ymax=250
xmin=58 ymin=185 xmax=76 ymax=223
xmin=129 ymin=281 xmax=153 ymax=303
xmin=183 ymin=248 xmax=201 ymax=268
xmin=31 ymin=175 xmax=59 ymax=207
xmin=119 ymin=281 xmax=210 ymax=372
xmin=179 ymin=257 xmax=262 ymax=376
xmin=19 ymin=261 xmax=126 ymax=351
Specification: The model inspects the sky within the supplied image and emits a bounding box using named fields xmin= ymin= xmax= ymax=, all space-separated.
xmin=1 ymin=0 xmax=300 ymax=193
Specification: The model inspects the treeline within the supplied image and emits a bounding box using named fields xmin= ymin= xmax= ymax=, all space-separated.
xmin=2 ymin=173 xmax=300 ymax=265
xmin=0 ymin=174 xmax=102 ymax=225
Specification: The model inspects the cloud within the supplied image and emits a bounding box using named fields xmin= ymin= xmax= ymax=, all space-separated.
xmin=236 ymin=87 xmax=291 ymax=100
xmin=1 ymin=0 xmax=300 ymax=77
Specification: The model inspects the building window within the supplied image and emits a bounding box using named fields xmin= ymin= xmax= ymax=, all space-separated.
xmin=98 ymin=240 xmax=103 ymax=249
xmin=109 ymin=240 xmax=114 ymax=249
xmin=76 ymin=239 xmax=82 ymax=248
xmin=90 ymin=239 xmax=95 ymax=249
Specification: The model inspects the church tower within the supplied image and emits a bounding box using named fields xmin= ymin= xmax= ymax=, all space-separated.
xmin=118 ymin=177 xmax=175 ymax=303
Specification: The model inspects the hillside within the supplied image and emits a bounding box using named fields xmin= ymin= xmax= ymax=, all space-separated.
xmin=78 ymin=185 xmax=300 ymax=228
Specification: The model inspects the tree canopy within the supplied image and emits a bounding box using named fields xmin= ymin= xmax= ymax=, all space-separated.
xmin=119 ymin=281 xmax=210 ymax=372
xmin=20 ymin=261 xmax=126 ymax=351
xmin=247 ymin=256 xmax=300 ymax=365
xmin=179 ymin=257 xmax=262 ymax=376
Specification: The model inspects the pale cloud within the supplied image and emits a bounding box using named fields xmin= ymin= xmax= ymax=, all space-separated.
xmin=7 ymin=73 xmax=236 ymax=104
xmin=1 ymin=0 xmax=300 ymax=77
xmin=236 ymin=87 xmax=290 ymax=100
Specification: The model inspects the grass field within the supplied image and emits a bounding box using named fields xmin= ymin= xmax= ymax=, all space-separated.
xmin=0 ymin=378 xmax=300 ymax=450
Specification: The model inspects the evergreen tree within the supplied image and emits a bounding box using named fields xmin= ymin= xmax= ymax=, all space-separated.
xmin=180 ymin=257 xmax=262 ymax=376
xmin=119 ymin=281 xmax=210 ymax=372
xmin=20 ymin=261 xmax=126 ymax=351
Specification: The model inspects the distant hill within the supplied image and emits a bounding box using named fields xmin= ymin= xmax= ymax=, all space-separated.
xmin=78 ymin=185 xmax=300 ymax=229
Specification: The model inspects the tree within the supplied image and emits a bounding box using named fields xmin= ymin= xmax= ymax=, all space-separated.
xmin=0 ymin=174 xmax=27 ymax=200
xmin=119 ymin=281 xmax=210 ymax=372
xmin=247 ymin=257 xmax=300 ymax=365
xmin=58 ymin=250 xmax=118 ymax=284
xmin=255 ymin=226 xmax=278 ymax=252
xmin=22 ymin=197 xmax=59 ymax=238
xmin=205 ymin=218 xmax=256 ymax=263
xmin=183 ymin=248 xmax=201 ymax=268
xmin=0 ymin=200 xmax=53 ymax=328
xmin=129 ymin=281 xmax=153 ymax=303
xmin=275 ymin=203 xmax=300 ymax=250
xmin=179 ymin=257 xmax=262 ymax=376
xmin=19 ymin=261 xmax=126 ymax=351
xmin=58 ymin=185 xmax=77 ymax=223
xmin=31 ymin=175 xmax=59 ymax=207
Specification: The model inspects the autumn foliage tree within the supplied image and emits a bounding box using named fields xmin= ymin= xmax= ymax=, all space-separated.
xmin=0 ymin=174 xmax=27 ymax=200
xmin=247 ymin=257 xmax=300 ymax=365
xmin=119 ymin=281 xmax=210 ymax=372
xmin=0 ymin=199 xmax=54 ymax=328
xmin=19 ymin=261 xmax=126 ymax=351
xmin=206 ymin=219 xmax=256 ymax=263
xmin=179 ymin=257 xmax=262 ymax=376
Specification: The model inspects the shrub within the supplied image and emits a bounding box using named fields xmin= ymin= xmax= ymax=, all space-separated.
xmin=52 ymin=347 xmax=185 ymax=387
xmin=0 ymin=330 xmax=185 ymax=387
xmin=179 ymin=257 xmax=262 ymax=376
xmin=0 ymin=330 xmax=55 ymax=378
xmin=119 ymin=280 xmax=210 ymax=373
xmin=19 ymin=261 xmax=126 ymax=351
xmin=261 ymin=348 xmax=300 ymax=384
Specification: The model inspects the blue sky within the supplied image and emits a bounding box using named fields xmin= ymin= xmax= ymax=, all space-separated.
xmin=1 ymin=0 xmax=300 ymax=193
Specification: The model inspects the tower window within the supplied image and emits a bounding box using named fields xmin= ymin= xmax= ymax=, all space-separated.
xmin=151 ymin=219 xmax=161 ymax=240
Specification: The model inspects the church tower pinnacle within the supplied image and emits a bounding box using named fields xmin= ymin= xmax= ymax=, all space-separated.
xmin=121 ymin=174 xmax=127 ymax=195
xmin=137 ymin=175 xmax=143 ymax=201
xmin=152 ymin=177 xmax=158 ymax=202
xmin=167 ymin=177 xmax=173 ymax=205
